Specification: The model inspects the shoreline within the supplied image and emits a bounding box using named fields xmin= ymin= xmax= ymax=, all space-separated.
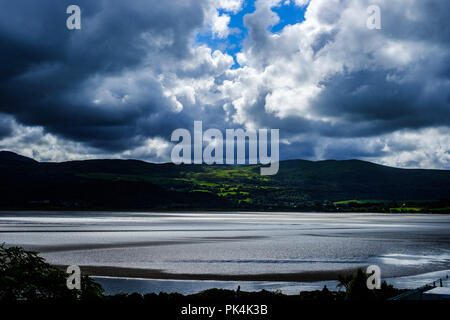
xmin=1 ymin=209 xmax=446 ymax=215
xmin=56 ymin=265 xmax=362 ymax=282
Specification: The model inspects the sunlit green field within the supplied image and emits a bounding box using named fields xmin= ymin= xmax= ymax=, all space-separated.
xmin=72 ymin=161 xmax=450 ymax=212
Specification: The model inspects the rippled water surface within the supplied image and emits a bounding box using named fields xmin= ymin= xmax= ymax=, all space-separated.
xmin=1 ymin=211 xmax=450 ymax=279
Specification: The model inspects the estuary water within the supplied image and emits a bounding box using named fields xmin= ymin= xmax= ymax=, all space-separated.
xmin=1 ymin=211 xmax=449 ymax=294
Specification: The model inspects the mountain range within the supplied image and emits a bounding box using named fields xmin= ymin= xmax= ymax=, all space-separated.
xmin=1 ymin=151 xmax=449 ymax=212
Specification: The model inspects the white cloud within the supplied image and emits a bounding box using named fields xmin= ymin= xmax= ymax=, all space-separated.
xmin=1 ymin=0 xmax=449 ymax=169
xmin=203 ymin=0 xmax=244 ymax=39
xmin=0 ymin=117 xmax=174 ymax=163
xmin=216 ymin=0 xmax=244 ymax=13
xmin=0 ymin=119 xmax=99 ymax=162
xmin=212 ymin=12 xmax=231 ymax=38
xmin=376 ymin=128 xmax=450 ymax=169
xmin=294 ymin=0 xmax=310 ymax=6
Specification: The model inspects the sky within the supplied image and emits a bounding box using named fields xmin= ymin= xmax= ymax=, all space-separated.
xmin=0 ymin=0 xmax=449 ymax=169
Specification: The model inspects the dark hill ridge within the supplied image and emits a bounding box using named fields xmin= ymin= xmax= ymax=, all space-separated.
xmin=274 ymin=159 xmax=450 ymax=201
xmin=0 ymin=151 xmax=449 ymax=211
xmin=0 ymin=151 xmax=38 ymax=164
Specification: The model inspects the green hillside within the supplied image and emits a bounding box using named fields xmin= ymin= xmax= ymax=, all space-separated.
xmin=1 ymin=151 xmax=449 ymax=212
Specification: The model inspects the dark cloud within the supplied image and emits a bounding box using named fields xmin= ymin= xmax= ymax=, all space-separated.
xmin=311 ymin=69 xmax=450 ymax=137
xmin=381 ymin=0 xmax=450 ymax=44
xmin=0 ymin=0 xmax=449 ymax=168
xmin=319 ymin=139 xmax=387 ymax=160
xmin=233 ymin=0 xmax=450 ymax=145
xmin=0 ymin=0 xmax=207 ymax=152
xmin=0 ymin=114 xmax=14 ymax=139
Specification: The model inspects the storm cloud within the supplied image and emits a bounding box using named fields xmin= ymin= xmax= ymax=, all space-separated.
xmin=0 ymin=0 xmax=449 ymax=168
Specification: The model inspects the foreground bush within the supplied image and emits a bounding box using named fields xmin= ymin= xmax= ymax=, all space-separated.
xmin=0 ymin=244 xmax=103 ymax=301
xmin=338 ymin=269 xmax=401 ymax=301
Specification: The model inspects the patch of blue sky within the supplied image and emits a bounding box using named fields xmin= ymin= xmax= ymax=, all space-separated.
xmin=270 ymin=1 xmax=307 ymax=33
xmin=194 ymin=0 xmax=306 ymax=68
xmin=194 ymin=0 xmax=255 ymax=68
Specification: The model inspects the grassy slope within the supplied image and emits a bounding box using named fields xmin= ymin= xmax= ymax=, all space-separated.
xmin=1 ymin=151 xmax=449 ymax=211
